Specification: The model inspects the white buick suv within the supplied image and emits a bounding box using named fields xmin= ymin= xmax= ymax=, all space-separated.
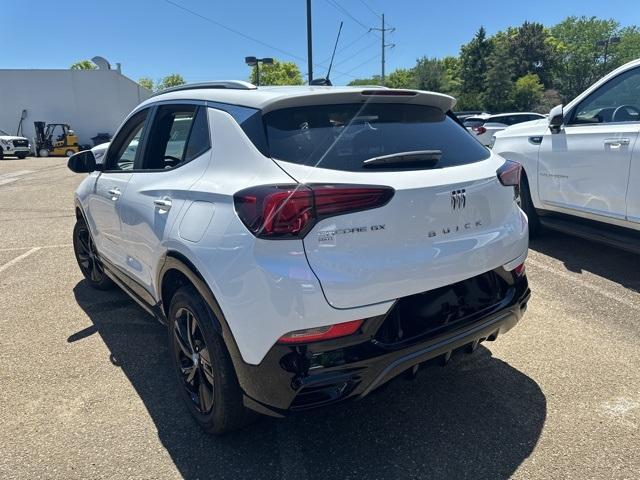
xmin=68 ymin=81 xmax=530 ymax=434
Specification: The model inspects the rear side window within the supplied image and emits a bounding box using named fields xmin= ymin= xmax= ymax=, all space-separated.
xmin=264 ymin=103 xmax=490 ymax=172
xmin=141 ymin=105 xmax=210 ymax=170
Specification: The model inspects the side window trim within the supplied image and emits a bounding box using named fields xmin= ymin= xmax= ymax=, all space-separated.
xmin=567 ymin=66 xmax=640 ymax=126
xmin=103 ymin=107 xmax=153 ymax=173
xmin=133 ymin=102 xmax=211 ymax=173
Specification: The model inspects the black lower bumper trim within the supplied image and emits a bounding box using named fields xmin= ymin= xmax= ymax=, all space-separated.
xmin=234 ymin=271 xmax=530 ymax=417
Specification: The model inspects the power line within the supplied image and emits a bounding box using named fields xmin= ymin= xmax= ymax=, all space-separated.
xmin=319 ymin=30 xmax=370 ymax=64
xmin=163 ymin=0 xmax=359 ymax=80
xmin=334 ymin=39 xmax=379 ymax=68
xmin=323 ymin=0 xmax=374 ymax=33
xmin=358 ymin=0 xmax=381 ymax=19
xmin=333 ymin=53 xmax=381 ymax=80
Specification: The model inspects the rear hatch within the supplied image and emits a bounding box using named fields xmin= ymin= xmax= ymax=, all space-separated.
xmin=261 ymin=93 xmax=527 ymax=309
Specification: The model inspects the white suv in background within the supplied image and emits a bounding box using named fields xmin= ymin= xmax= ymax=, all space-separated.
xmin=0 ymin=129 xmax=30 ymax=159
xmin=68 ymin=81 xmax=530 ymax=434
xmin=464 ymin=112 xmax=546 ymax=146
xmin=493 ymin=58 xmax=640 ymax=253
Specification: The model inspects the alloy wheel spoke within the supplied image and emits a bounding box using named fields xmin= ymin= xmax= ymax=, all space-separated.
xmin=184 ymin=364 xmax=197 ymax=384
xmin=199 ymin=348 xmax=214 ymax=384
xmin=198 ymin=371 xmax=214 ymax=412
xmin=174 ymin=320 xmax=194 ymax=357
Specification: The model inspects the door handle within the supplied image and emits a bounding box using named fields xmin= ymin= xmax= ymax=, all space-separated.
xmin=603 ymin=138 xmax=630 ymax=148
xmin=107 ymin=188 xmax=121 ymax=200
xmin=153 ymin=198 xmax=172 ymax=211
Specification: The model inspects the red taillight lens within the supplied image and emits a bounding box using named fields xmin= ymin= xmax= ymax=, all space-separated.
xmin=278 ymin=319 xmax=364 ymax=344
xmin=497 ymin=160 xmax=522 ymax=187
xmin=511 ymin=262 xmax=526 ymax=277
xmin=472 ymin=125 xmax=487 ymax=135
xmin=234 ymin=184 xmax=394 ymax=238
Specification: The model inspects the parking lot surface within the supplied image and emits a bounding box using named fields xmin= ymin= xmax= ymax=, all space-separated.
xmin=1 ymin=157 xmax=639 ymax=479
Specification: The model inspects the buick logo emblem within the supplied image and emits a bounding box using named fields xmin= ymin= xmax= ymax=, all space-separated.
xmin=451 ymin=189 xmax=466 ymax=211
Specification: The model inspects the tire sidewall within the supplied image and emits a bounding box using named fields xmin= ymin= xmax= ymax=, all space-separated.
xmin=167 ymin=286 xmax=246 ymax=434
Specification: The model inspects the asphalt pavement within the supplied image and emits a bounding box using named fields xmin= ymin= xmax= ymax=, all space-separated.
xmin=0 ymin=157 xmax=638 ymax=479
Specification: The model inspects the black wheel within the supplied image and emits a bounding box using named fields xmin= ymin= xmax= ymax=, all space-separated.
xmin=168 ymin=285 xmax=254 ymax=435
xmin=73 ymin=219 xmax=114 ymax=290
xmin=16 ymin=152 xmax=27 ymax=159
xmin=518 ymin=173 xmax=540 ymax=237
xmin=0 ymin=148 xmax=3 ymax=160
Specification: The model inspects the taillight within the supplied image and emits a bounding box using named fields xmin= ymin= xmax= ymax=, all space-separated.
xmin=472 ymin=125 xmax=487 ymax=135
xmin=511 ymin=262 xmax=526 ymax=277
xmin=234 ymin=184 xmax=394 ymax=239
xmin=497 ymin=160 xmax=522 ymax=187
xmin=278 ymin=319 xmax=364 ymax=344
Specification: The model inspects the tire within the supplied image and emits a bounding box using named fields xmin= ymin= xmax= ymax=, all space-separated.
xmin=65 ymin=149 xmax=75 ymax=157
xmin=38 ymin=148 xmax=50 ymax=157
xmin=16 ymin=152 xmax=27 ymax=159
xmin=518 ymin=173 xmax=541 ymax=237
xmin=168 ymin=285 xmax=254 ymax=435
xmin=72 ymin=219 xmax=114 ymax=290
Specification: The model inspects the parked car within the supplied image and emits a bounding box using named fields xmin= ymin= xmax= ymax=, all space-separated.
xmin=68 ymin=82 xmax=530 ymax=434
xmin=0 ymin=129 xmax=30 ymax=159
xmin=492 ymin=58 xmax=640 ymax=253
xmin=465 ymin=112 xmax=546 ymax=146
xmin=453 ymin=110 xmax=490 ymax=122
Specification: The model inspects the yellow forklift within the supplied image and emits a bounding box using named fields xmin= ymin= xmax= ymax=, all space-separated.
xmin=34 ymin=121 xmax=81 ymax=157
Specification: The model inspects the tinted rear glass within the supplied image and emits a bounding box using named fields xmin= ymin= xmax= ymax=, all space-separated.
xmin=264 ymin=103 xmax=490 ymax=172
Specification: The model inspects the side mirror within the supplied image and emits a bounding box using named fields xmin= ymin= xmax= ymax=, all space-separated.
xmin=548 ymin=104 xmax=564 ymax=134
xmin=67 ymin=150 xmax=100 ymax=173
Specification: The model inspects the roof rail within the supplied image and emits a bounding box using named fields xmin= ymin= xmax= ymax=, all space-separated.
xmin=152 ymin=80 xmax=257 ymax=96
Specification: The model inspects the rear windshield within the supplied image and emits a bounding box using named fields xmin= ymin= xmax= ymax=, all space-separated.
xmin=263 ymin=103 xmax=490 ymax=172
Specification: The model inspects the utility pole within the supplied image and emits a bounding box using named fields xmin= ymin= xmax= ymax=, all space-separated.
xmin=306 ymin=0 xmax=313 ymax=83
xmin=370 ymin=14 xmax=395 ymax=85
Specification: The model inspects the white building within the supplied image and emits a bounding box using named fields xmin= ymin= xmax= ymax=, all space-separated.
xmin=0 ymin=65 xmax=151 ymax=147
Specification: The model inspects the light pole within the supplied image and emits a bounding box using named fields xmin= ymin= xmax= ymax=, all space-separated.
xmin=245 ymin=57 xmax=274 ymax=86
xmin=596 ymin=36 xmax=620 ymax=70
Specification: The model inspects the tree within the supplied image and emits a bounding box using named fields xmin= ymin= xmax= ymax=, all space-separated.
xmin=138 ymin=77 xmax=155 ymax=91
xmin=157 ymin=74 xmax=186 ymax=91
xmin=513 ymin=74 xmax=545 ymax=111
xmin=70 ymin=60 xmax=97 ymax=70
xmin=459 ymin=27 xmax=493 ymax=109
xmin=348 ymin=75 xmax=382 ymax=86
xmin=250 ymin=60 xmax=304 ymax=86
xmin=482 ymin=34 xmax=516 ymax=112
xmin=508 ymin=22 xmax=559 ymax=88
xmin=413 ymin=57 xmax=446 ymax=92
xmin=551 ymin=16 xmax=619 ymax=100
xmin=385 ymin=68 xmax=417 ymax=89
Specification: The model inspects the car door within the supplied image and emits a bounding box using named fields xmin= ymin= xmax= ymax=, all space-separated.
xmin=118 ymin=103 xmax=212 ymax=296
xmin=537 ymin=67 xmax=640 ymax=221
xmin=85 ymin=108 xmax=150 ymax=269
xmin=626 ymin=138 xmax=640 ymax=226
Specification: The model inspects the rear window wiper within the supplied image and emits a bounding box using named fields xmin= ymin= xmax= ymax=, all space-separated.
xmin=362 ymin=150 xmax=442 ymax=168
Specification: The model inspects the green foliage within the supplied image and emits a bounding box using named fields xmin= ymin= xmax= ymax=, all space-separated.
xmin=157 ymin=74 xmax=186 ymax=91
xmin=551 ymin=16 xmax=620 ymax=100
xmin=482 ymin=34 xmax=515 ymax=112
xmin=138 ymin=77 xmax=155 ymax=91
xmin=508 ymin=22 xmax=559 ymax=87
xmin=385 ymin=69 xmax=416 ymax=89
xmin=348 ymin=76 xmax=382 ymax=86
xmin=70 ymin=60 xmax=97 ymax=70
xmin=513 ymin=73 xmax=545 ymax=111
xmin=250 ymin=60 xmax=304 ymax=86
xmin=460 ymin=27 xmax=493 ymax=97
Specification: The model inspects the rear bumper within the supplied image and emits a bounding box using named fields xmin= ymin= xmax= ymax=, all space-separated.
xmin=234 ymin=271 xmax=530 ymax=417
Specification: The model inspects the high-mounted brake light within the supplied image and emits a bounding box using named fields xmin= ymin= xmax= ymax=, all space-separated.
xmin=472 ymin=125 xmax=487 ymax=135
xmin=361 ymin=89 xmax=418 ymax=96
xmin=497 ymin=160 xmax=522 ymax=187
xmin=278 ymin=319 xmax=364 ymax=344
xmin=234 ymin=184 xmax=394 ymax=239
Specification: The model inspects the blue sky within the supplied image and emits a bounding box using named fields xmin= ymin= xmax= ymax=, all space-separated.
xmin=4 ymin=0 xmax=640 ymax=85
